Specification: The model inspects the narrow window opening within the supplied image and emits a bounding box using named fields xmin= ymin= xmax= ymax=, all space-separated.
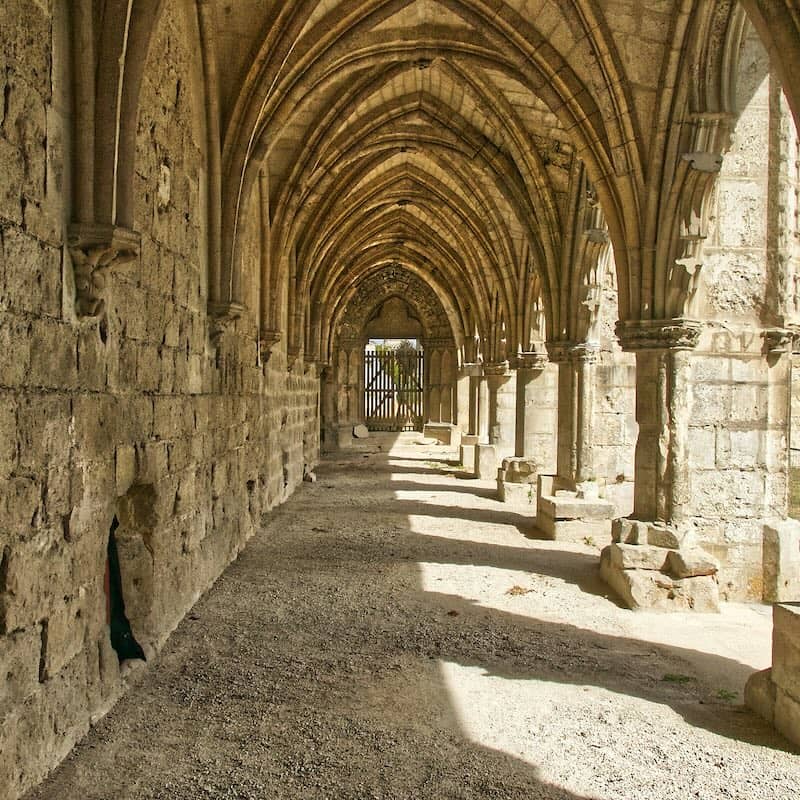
xmin=105 ymin=517 xmax=146 ymax=663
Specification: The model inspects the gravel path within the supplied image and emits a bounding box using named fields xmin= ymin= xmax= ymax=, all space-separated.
xmin=27 ymin=434 xmax=800 ymax=799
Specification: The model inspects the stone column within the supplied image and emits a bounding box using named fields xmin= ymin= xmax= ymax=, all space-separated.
xmin=618 ymin=322 xmax=701 ymax=527
xmin=485 ymin=362 xmax=516 ymax=460
xmin=548 ymin=342 xmax=600 ymax=488
xmin=513 ymin=352 xmax=555 ymax=464
xmin=478 ymin=370 xmax=490 ymax=443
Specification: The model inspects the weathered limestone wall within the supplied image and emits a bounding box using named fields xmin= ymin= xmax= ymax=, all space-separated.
xmin=683 ymin=29 xmax=796 ymax=601
xmin=594 ymin=356 xmax=637 ymax=517
xmin=0 ymin=5 xmax=318 ymax=800
xmin=688 ymin=333 xmax=789 ymax=600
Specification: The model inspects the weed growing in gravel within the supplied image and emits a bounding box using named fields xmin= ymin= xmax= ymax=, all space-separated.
xmin=506 ymin=585 xmax=534 ymax=596
xmin=662 ymin=673 xmax=694 ymax=685
xmin=716 ymin=688 xmax=738 ymax=702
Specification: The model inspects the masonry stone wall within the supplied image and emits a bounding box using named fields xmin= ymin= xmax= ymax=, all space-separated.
xmin=0 ymin=4 xmax=318 ymax=800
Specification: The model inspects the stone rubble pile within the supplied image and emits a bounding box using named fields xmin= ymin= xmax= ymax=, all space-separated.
xmin=600 ymin=519 xmax=720 ymax=611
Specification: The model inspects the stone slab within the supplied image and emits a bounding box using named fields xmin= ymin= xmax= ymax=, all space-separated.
xmin=538 ymin=513 xmax=611 ymax=543
xmin=422 ymin=423 xmax=460 ymax=447
xmin=664 ymin=549 xmax=719 ymax=579
xmin=538 ymin=494 xmax=615 ymax=521
xmin=474 ymin=443 xmax=497 ymax=480
xmin=498 ymin=481 xmax=536 ymax=508
xmin=608 ymin=543 xmax=669 ymax=571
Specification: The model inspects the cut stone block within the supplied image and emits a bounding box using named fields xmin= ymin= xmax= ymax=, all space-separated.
xmin=773 ymin=603 xmax=800 ymax=702
xmin=423 ymin=423 xmax=460 ymax=447
xmin=664 ymin=548 xmax=720 ymax=579
xmin=764 ymin=521 xmax=800 ymax=603
xmin=474 ymin=443 xmax=497 ymax=480
xmin=608 ymin=543 xmax=669 ymax=571
xmin=498 ymin=481 xmax=536 ymax=507
xmin=600 ymin=547 xmax=720 ymax=611
xmin=646 ymin=522 xmax=683 ymax=549
xmin=612 ymin=518 xmax=644 ymax=544
xmin=775 ymin=687 xmax=800 ymax=750
xmin=460 ymin=443 xmax=476 ymax=472
xmin=353 ymin=424 xmax=369 ymax=439
xmin=744 ymin=668 xmax=776 ymax=725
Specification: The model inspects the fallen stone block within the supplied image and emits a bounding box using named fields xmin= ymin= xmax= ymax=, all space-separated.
xmin=664 ymin=548 xmax=719 ymax=579
xmin=612 ymin=518 xmax=648 ymax=545
xmin=608 ymin=542 xmax=669 ymax=571
xmin=353 ymin=424 xmax=369 ymax=439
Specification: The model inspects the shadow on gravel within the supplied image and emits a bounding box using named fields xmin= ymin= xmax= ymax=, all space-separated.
xmin=24 ymin=445 xmax=799 ymax=800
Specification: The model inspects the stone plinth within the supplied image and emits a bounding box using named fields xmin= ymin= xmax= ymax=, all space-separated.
xmin=746 ymin=603 xmax=800 ymax=748
xmin=535 ymin=475 xmax=615 ymax=541
xmin=498 ymin=457 xmax=538 ymax=507
xmin=474 ymin=443 xmax=498 ymax=480
xmin=423 ymin=422 xmax=460 ymax=447
xmin=460 ymin=434 xmax=479 ymax=472
xmin=599 ymin=519 xmax=720 ymax=611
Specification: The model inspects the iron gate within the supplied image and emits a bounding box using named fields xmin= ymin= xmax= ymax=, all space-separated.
xmin=364 ymin=348 xmax=424 ymax=431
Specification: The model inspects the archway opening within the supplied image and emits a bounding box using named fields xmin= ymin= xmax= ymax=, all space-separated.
xmin=364 ymin=338 xmax=425 ymax=432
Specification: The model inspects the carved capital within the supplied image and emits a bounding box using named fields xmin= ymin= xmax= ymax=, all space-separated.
xmin=511 ymin=351 xmax=549 ymax=371
xmin=208 ymin=302 xmax=245 ymax=346
xmin=764 ymin=328 xmax=793 ymax=355
xmin=259 ymin=329 xmax=282 ymax=363
xmin=67 ymin=223 xmax=140 ymax=318
xmin=459 ymin=362 xmax=483 ymax=378
xmin=483 ymin=361 xmax=511 ymax=377
xmin=570 ymin=342 xmax=601 ymax=364
xmin=616 ymin=319 xmax=703 ymax=352
xmin=546 ymin=341 xmax=574 ymax=363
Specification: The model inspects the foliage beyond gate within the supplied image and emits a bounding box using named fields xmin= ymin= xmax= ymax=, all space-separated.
xmin=364 ymin=343 xmax=424 ymax=431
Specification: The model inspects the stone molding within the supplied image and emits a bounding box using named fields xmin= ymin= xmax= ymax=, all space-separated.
xmin=259 ymin=329 xmax=282 ymax=362
xmin=615 ymin=319 xmax=703 ymax=352
xmin=510 ymin=351 xmax=549 ymax=371
xmin=67 ymin=223 xmax=140 ymax=319
xmin=763 ymin=327 xmax=794 ymax=355
xmin=483 ymin=361 xmax=511 ymax=377
xmin=208 ymin=301 xmax=245 ymax=345
xmin=459 ymin=362 xmax=483 ymax=377
xmin=546 ymin=340 xmax=600 ymax=364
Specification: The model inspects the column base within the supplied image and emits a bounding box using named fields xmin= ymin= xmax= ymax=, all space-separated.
xmin=599 ymin=519 xmax=721 ymax=611
xmin=422 ymin=422 xmax=461 ymax=447
xmin=474 ymin=443 xmax=498 ymax=479
xmin=535 ymin=476 xmax=615 ymax=542
xmin=459 ymin=435 xmax=479 ymax=472
xmin=497 ymin=457 xmax=538 ymax=508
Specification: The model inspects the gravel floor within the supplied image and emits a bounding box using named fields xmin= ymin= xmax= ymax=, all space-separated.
xmin=27 ymin=434 xmax=800 ymax=799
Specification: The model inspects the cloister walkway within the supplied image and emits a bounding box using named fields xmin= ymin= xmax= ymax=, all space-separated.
xmin=27 ymin=435 xmax=800 ymax=799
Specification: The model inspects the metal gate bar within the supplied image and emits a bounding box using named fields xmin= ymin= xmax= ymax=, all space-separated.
xmin=364 ymin=349 xmax=424 ymax=431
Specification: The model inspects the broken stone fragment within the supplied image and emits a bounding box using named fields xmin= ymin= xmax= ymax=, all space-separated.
xmin=612 ymin=518 xmax=648 ymax=545
xmin=608 ymin=542 xmax=669 ymax=571
xmin=664 ymin=548 xmax=719 ymax=579
xmin=353 ymin=424 xmax=369 ymax=439
xmin=600 ymin=547 xmax=721 ymax=611
xmin=646 ymin=522 xmax=683 ymax=549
